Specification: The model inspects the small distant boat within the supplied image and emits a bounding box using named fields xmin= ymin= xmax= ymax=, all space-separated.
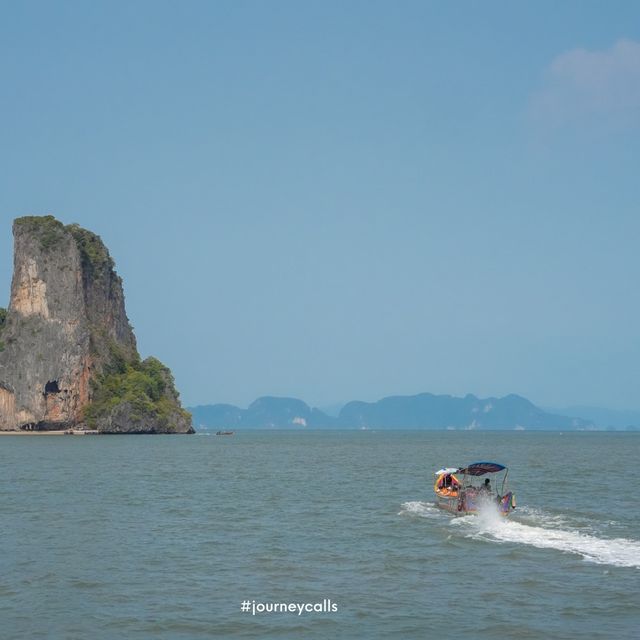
xmin=434 ymin=461 xmax=516 ymax=516
xmin=215 ymin=430 xmax=234 ymax=436
xmin=64 ymin=429 xmax=100 ymax=436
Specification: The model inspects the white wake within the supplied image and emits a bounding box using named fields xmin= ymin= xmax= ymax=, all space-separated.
xmin=399 ymin=501 xmax=444 ymax=520
xmin=454 ymin=503 xmax=640 ymax=569
xmin=400 ymin=500 xmax=640 ymax=568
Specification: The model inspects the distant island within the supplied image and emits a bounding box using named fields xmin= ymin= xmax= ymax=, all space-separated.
xmin=190 ymin=393 xmax=606 ymax=431
xmin=546 ymin=405 xmax=640 ymax=431
xmin=0 ymin=216 xmax=193 ymax=433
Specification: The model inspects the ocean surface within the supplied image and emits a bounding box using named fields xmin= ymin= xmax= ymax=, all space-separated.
xmin=1 ymin=431 xmax=638 ymax=639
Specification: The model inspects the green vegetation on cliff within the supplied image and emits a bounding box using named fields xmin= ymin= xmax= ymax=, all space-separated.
xmin=67 ymin=224 xmax=115 ymax=278
xmin=85 ymin=346 xmax=191 ymax=430
xmin=14 ymin=217 xmax=116 ymax=279
xmin=15 ymin=215 xmax=66 ymax=250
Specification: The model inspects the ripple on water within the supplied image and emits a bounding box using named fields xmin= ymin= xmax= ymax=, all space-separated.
xmin=0 ymin=431 xmax=639 ymax=640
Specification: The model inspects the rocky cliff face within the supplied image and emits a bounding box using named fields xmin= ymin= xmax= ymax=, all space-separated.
xmin=0 ymin=216 xmax=193 ymax=433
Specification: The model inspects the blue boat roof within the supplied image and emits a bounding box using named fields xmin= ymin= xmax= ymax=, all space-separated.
xmin=458 ymin=462 xmax=506 ymax=476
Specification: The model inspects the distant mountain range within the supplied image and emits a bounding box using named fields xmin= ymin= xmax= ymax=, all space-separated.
xmin=189 ymin=393 xmax=600 ymax=431
xmin=546 ymin=406 xmax=640 ymax=430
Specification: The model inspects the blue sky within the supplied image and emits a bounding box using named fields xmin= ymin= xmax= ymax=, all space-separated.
xmin=1 ymin=1 xmax=639 ymax=409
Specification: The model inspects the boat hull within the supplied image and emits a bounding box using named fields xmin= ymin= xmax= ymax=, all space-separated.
xmin=434 ymin=491 xmax=515 ymax=516
xmin=435 ymin=494 xmax=465 ymax=514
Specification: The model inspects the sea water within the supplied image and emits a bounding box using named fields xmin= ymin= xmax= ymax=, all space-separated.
xmin=0 ymin=431 xmax=638 ymax=639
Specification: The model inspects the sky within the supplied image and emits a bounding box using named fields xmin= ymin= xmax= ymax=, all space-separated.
xmin=0 ymin=1 xmax=639 ymax=410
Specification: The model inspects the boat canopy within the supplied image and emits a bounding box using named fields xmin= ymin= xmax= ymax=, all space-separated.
xmin=458 ymin=462 xmax=506 ymax=476
xmin=435 ymin=467 xmax=460 ymax=476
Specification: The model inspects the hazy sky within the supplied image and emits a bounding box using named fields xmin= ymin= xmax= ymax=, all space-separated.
xmin=1 ymin=1 xmax=639 ymax=410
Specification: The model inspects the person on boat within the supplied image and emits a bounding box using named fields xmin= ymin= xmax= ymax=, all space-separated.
xmin=480 ymin=478 xmax=492 ymax=494
xmin=444 ymin=474 xmax=460 ymax=493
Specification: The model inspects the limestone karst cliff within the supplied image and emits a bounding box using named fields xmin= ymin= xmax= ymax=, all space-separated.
xmin=0 ymin=216 xmax=193 ymax=433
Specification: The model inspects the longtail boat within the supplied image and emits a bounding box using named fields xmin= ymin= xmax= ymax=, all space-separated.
xmin=434 ymin=462 xmax=516 ymax=516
